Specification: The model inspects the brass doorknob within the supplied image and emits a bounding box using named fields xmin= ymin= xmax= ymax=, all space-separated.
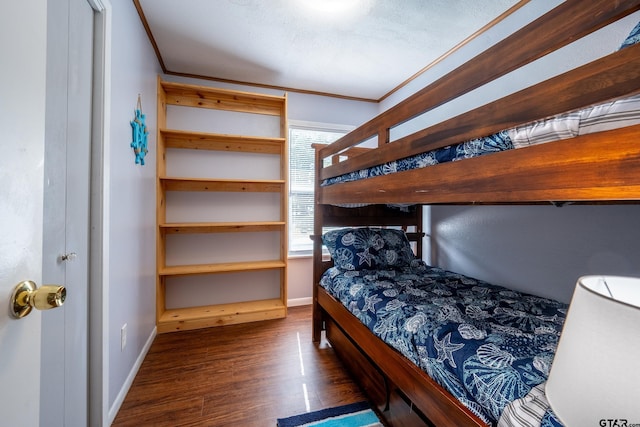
xmin=10 ymin=280 xmax=66 ymax=319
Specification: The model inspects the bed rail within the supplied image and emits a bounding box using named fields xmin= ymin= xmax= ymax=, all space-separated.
xmin=315 ymin=0 xmax=640 ymax=205
xmin=317 ymin=0 xmax=640 ymax=165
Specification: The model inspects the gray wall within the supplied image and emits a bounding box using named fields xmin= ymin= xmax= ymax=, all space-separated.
xmin=429 ymin=205 xmax=640 ymax=304
xmin=107 ymin=0 xmax=161 ymax=417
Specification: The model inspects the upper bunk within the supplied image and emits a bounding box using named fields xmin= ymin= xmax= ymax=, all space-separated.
xmin=314 ymin=0 xmax=640 ymax=206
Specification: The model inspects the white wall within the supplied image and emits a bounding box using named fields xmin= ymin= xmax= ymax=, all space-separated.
xmin=107 ymin=0 xmax=161 ymax=417
xmin=379 ymin=3 xmax=640 ymax=304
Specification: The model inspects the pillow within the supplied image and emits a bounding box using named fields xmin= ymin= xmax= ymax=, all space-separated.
xmin=322 ymin=227 xmax=416 ymax=270
xmin=577 ymin=94 xmax=640 ymax=135
xmin=508 ymin=112 xmax=580 ymax=149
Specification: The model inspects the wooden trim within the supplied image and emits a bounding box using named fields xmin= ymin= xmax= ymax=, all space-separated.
xmin=164 ymin=70 xmax=378 ymax=104
xmin=132 ymin=0 xmax=167 ymax=73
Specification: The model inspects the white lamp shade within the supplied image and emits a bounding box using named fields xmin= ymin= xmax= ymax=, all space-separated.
xmin=546 ymin=276 xmax=640 ymax=426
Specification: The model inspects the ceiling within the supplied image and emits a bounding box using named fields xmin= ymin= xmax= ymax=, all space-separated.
xmin=135 ymin=0 xmax=521 ymax=101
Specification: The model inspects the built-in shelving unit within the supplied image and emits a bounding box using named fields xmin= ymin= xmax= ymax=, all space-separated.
xmin=156 ymin=77 xmax=288 ymax=333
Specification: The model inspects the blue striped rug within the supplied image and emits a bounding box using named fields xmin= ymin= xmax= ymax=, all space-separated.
xmin=276 ymin=401 xmax=383 ymax=427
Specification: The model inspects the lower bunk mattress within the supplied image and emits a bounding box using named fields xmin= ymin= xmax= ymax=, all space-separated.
xmin=320 ymin=261 xmax=568 ymax=426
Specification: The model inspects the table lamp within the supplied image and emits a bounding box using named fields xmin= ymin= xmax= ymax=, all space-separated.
xmin=546 ymin=275 xmax=640 ymax=426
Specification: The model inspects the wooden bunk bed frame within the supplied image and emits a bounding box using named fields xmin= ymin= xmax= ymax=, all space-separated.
xmin=312 ymin=1 xmax=640 ymax=426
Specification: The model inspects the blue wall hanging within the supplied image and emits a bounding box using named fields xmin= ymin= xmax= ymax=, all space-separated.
xmin=130 ymin=94 xmax=149 ymax=165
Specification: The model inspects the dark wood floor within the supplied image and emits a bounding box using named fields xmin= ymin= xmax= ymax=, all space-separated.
xmin=112 ymin=305 xmax=367 ymax=427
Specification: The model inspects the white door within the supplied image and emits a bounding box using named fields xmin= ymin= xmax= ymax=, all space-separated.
xmin=40 ymin=0 xmax=94 ymax=425
xmin=0 ymin=1 xmax=49 ymax=426
xmin=0 ymin=0 xmax=104 ymax=426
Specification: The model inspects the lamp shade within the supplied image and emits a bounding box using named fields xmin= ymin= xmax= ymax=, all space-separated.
xmin=546 ymin=275 xmax=640 ymax=426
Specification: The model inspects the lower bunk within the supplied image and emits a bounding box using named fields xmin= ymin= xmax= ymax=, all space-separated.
xmin=313 ymin=227 xmax=567 ymax=427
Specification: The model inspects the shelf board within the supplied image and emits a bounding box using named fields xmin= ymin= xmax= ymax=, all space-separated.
xmin=161 ymin=80 xmax=286 ymax=116
xmin=160 ymin=221 xmax=286 ymax=234
xmin=160 ymin=177 xmax=285 ymax=192
xmin=159 ymin=260 xmax=286 ymax=277
xmin=161 ymin=129 xmax=285 ymax=154
xmin=157 ymin=299 xmax=287 ymax=333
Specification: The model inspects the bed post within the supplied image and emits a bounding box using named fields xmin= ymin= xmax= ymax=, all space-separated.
xmin=312 ymin=136 xmax=426 ymax=342
xmin=312 ymin=144 xmax=325 ymax=342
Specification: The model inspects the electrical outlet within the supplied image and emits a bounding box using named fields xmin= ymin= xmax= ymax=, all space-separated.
xmin=121 ymin=323 xmax=127 ymax=351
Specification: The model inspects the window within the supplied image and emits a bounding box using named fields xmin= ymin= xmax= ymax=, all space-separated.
xmin=288 ymin=121 xmax=351 ymax=254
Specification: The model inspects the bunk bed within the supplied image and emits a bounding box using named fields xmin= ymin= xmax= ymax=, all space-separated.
xmin=311 ymin=1 xmax=640 ymax=426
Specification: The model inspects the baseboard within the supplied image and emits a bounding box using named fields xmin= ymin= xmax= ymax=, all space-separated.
xmin=288 ymin=297 xmax=312 ymax=307
xmin=108 ymin=325 xmax=157 ymax=425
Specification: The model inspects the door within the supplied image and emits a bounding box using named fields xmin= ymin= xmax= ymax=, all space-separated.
xmin=0 ymin=1 xmax=49 ymax=425
xmin=40 ymin=0 xmax=94 ymax=425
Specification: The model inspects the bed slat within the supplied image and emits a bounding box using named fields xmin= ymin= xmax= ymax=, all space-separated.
xmin=320 ymin=124 xmax=640 ymax=205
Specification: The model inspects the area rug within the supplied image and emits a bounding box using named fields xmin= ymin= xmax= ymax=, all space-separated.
xmin=276 ymin=401 xmax=383 ymax=427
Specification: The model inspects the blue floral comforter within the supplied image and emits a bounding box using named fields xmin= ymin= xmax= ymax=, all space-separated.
xmin=320 ymin=262 xmax=568 ymax=425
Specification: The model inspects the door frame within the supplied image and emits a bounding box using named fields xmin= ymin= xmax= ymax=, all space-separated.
xmin=87 ymin=0 xmax=112 ymax=425
xmin=41 ymin=0 xmax=95 ymax=424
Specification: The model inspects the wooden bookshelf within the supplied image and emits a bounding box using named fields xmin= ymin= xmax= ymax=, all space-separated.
xmin=156 ymin=78 xmax=288 ymax=332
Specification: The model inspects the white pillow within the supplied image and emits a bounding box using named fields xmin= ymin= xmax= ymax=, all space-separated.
xmin=508 ymin=112 xmax=580 ymax=149
xmin=578 ymin=94 xmax=640 ymax=135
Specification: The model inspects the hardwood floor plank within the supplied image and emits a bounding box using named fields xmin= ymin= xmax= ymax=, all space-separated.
xmin=112 ymin=305 xmax=367 ymax=427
